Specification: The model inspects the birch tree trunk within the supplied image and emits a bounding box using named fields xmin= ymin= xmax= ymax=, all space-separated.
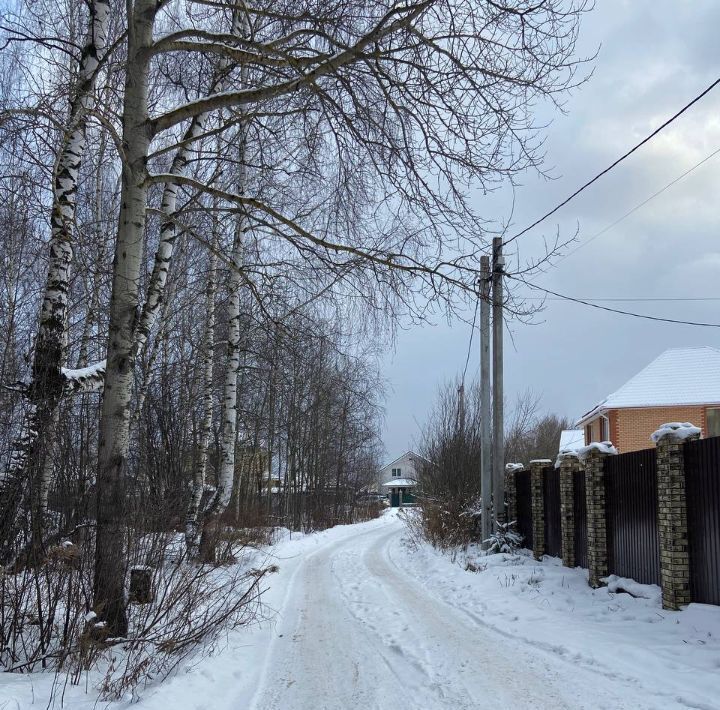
xmin=93 ymin=0 xmax=155 ymax=635
xmin=185 ymin=247 xmax=216 ymax=555
xmin=197 ymin=10 xmax=248 ymax=560
xmin=0 ymin=0 xmax=110 ymax=560
xmin=198 ymin=214 xmax=244 ymax=560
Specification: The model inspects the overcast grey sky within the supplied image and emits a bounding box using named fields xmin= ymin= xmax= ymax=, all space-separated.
xmin=380 ymin=0 xmax=720 ymax=462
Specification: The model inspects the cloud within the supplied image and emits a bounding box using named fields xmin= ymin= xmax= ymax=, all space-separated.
xmin=382 ymin=0 xmax=720 ymax=455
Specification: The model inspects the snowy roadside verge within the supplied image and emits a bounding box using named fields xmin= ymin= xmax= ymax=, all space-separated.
xmin=0 ymin=515 xmax=393 ymax=710
xmin=390 ymin=528 xmax=720 ymax=710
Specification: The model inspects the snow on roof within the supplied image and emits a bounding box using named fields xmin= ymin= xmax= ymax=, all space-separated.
xmin=578 ymin=347 xmax=720 ymax=424
xmin=382 ymin=478 xmax=417 ymax=487
xmin=379 ymin=450 xmax=427 ymax=472
xmin=558 ymin=429 xmax=584 ymax=454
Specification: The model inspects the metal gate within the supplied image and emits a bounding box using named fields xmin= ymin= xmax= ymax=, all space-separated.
xmin=684 ymin=437 xmax=720 ymax=605
xmin=543 ymin=466 xmax=561 ymax=558
xmin=573 ymin=468 xmax=588 ymax=568
xmin=604 ymin=448 xmax=660 ymax=585
xmin=515 ymin=469 xmax=533 ymax=550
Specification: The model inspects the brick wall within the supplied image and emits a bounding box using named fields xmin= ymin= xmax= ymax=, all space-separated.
xmin=614 ymin=406 xmax=706 ymax=453
xmin=584 ymin=406 xmax=707 ymax=454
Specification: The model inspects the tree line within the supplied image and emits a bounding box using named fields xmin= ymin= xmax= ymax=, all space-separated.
xmin=0 ymin=0 xmax=588 ymax=656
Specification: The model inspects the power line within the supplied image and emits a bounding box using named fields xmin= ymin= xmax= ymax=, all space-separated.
xmin=503 ymin=76 xmax=720 ymax=246
xmin=526 ymin=296 xmax=720 ymax=303
xmin=461 ymin=297 xmax=480 ymax=383
xmin=554 ymin=145 xmax=720 ymax=265
xmin=509 ymin=277 xmax=720 ymax=328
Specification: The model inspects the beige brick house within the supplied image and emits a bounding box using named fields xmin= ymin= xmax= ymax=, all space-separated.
xmin=577 ymin=346 xmax=720 ymax=453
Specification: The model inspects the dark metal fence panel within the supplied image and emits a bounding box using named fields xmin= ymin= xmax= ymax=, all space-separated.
xmin=543 ymin=466 xmax=562 ymax=557
xmin=684 ymin=436 xmax=720 ymax=605
xmin=573 ymin=469 xmax=588 ymax=568
xmin=604 ymin=448 xmax=660 ymax=585
xmin=515 ymin=469 xmax=533 ymax=550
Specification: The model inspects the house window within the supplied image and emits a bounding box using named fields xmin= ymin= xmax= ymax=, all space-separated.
xmin=707 ymin=408 xmax=720 ymax=438
xmin=392 ymin=467 xmax=401 ymax=477
xmin=584 ymin=424 xmax=592 ymax=445
xmin=600 ymin=417 xmax=609 ymax=441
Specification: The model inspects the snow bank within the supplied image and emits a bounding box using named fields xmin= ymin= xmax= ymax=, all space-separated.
xmin=602 ymin=574 xmax=658 ymax=600
xmin=396 ymin=533 xmax=720 ymax=709
xmin=650 ymin=421 xmax=701 ymax=443
xmin=577 ymin=441 xmax=617 ymax=460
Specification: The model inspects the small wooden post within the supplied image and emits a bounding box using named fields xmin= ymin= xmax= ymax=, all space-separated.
xmin=129 ymin=566 xmax=154 ymax=604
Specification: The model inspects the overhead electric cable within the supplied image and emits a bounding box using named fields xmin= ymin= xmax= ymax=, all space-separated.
xmin=503 ymin=76 xmax=720 ymax=246
xmin=461 ymin=297 xmax=480 ymax=383
xmin=554 ymin=145 xmax=720 ymax=264
xmin=525 ymin=296 xmax=720 ymax=303
xmin=509 ymin=277 xmax=720 ymax=328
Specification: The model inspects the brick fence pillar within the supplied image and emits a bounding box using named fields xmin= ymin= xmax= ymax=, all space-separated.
xmin=504 ymin=463 xmax=523 ymax=526
xmin=558 ymin=453 xmax=580 ymax=568
xmin=653 ymin=422 xmax=701 ymax=610
xmin=580 ymin=444 xmax=616 ymax=588
xmin=530 ymin=460 xmax=550 ymax=561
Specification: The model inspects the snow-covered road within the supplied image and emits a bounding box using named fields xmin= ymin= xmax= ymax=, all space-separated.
xmin=5 ymin=512 xmax=717 ymax=708
xmin=249 ymin=515 xmax=640 ymax=710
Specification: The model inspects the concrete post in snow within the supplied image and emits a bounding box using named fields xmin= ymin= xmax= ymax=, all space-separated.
xmin=652 ymin=422 xmax=700 ymax=610
xmin=579 ymin=442 xmax=617 ymax=588
xmin=529 ymin=459 xmax=550 ymax=561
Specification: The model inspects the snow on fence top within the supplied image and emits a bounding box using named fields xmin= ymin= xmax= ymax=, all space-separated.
xmin=505 ymin=463 xmax=524 ymax=472
xmin=529 ymin=458 xmax=552 ymax=465
xmin=650 ymin=422 xmax=701 ymax=444
xmin=555 ymin=447 xmax=580 ymax=468
xmin=577 ymin=441 xmax=617 ymax=461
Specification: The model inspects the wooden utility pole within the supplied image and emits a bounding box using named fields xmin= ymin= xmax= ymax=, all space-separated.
xmin=479 ymin=256 xmax=492 ymax=543
xmin=492 ymin=237 xmax=505 ymax=523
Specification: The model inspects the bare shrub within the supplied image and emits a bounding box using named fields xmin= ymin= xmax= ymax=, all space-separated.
xmin=414 ymin=381 xmax=483 ymax=550
xmin=0 ymin=524 xmax=268 ymax=704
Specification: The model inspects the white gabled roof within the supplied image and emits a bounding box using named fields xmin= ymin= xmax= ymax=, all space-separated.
xmin=558 ymin=429 xmax=584 ymax=454
xmin=379 ymin=450 xmax=428 ymax=473
xmin=578 ymin=347 xmax=720 ymax=425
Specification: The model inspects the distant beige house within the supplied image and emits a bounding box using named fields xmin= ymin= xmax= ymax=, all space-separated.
xmin=577 ymin=346 xmax=720 ymax=454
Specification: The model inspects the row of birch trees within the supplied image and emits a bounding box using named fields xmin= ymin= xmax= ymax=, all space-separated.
xmin=0 ymin=0 xmax=588 ymax=636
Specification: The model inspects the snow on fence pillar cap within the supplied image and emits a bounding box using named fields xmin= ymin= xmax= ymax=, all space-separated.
xmin=577 ymin=441 xmax=617 ymax=462
xmin=651 ymin=422 xmax=701 ymax=444
xmin=528 ymin=459 xmax=552 ymax=466
xmin=505 ymin=462 xmax=524 ymax=472
xmin=555 ymin=447 xmax=580 ymax=468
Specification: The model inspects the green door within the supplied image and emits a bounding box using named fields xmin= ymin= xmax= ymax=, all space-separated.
xmin=391 ymin=489 xmax=400 ymax=507
xmin=403 ymin=490 xmax=415 ymax=505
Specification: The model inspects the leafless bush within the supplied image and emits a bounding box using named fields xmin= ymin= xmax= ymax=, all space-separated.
xmin=414 ymin=381 xmax=483 ymax=549
xmin=94 ymin=556 xmax=268 ymax=701
xmin=0 ymin=523 xmax=269 ymax=704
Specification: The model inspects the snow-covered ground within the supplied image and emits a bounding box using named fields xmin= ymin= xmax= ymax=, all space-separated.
xmin=2 ymin=511 xmax=719 ymax=709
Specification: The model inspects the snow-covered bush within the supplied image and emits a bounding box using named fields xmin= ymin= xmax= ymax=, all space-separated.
xmin=483 ymin=520 xmax=523 ymax=554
